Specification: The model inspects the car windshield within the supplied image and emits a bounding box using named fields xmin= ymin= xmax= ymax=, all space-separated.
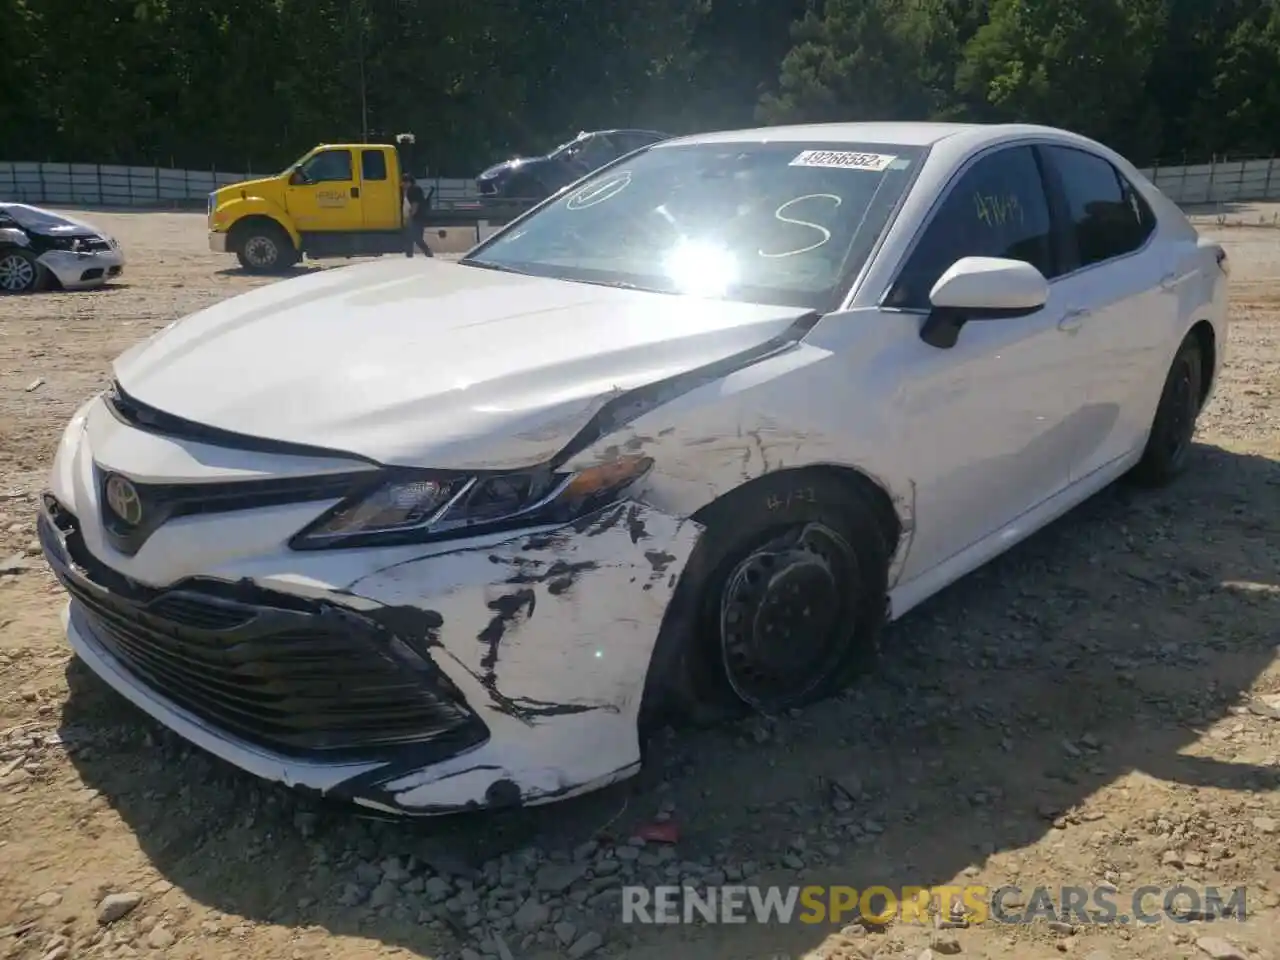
xmin=0 ymin=203 xmax=86 ymax=233
xmin=463 ymin=140 xmax=924 ymax=309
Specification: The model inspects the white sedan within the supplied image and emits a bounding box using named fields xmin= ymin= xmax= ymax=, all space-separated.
xmin=0 ymin=203 xmax=125 ymax=292
xmin=39 ymin=122 xmax=1227 ymax=816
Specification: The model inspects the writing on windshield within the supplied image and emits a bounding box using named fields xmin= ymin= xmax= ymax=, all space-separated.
xmin=468 ymin=140 xmax=922 ymax=310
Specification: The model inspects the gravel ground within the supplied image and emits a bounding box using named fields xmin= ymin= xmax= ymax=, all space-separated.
xmin=1 ymin=208 xmax=1278 ymax=960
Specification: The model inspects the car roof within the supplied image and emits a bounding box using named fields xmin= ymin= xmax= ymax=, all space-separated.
xmin=658 ymin=121 xmax=1083 ymax=149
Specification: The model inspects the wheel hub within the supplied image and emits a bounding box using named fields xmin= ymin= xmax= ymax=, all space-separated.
xmin=0 ymin=254 xmax=34 ymax=292
xmin=719 ymin=522 xmax=856 ymax=711
xmin=245 ymin=237 xmax=278 ymax=267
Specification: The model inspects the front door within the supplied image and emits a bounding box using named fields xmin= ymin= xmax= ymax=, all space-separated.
xmin=881 ymin=144 xmax=1089 ymax=579
xmin=285 ymin=148 xmax=363 ymax=232
xmin=1036 ymin=144 xmax=1182 ymax=482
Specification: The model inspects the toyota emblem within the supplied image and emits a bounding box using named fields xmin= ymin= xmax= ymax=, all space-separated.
xmin=104 ymin=474 xmax=143 ymax=526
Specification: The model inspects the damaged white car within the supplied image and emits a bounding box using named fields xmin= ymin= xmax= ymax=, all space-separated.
xmin=40 ymin=122 xmax=1227 ymax=816
xmin=0 ymin=203 xmax=125 ymax=292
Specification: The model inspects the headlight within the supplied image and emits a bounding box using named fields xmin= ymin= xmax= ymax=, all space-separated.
xmin=289 ymin=455 xmax=653 ymax=550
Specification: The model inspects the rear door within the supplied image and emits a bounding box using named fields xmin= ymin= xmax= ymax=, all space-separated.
xmin=285 ymin=148 xmax=363 ymax=232
xmin=1036 ymin=144 xmax=1175 ymax=482
xmin=359 ymin=148 xmax=399 ymax=230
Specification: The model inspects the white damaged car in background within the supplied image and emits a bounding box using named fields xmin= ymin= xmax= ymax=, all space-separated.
xmin=39 ymin=121 xmax=1228 ymax=816
xmin=0 ymin=203 xmax=125 ymax=293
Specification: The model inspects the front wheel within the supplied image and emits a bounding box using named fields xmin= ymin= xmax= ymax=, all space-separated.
xmin=0 ymin=249 xmax=42 ymax=294
xmin=653 ymin=472 xmax=893 ymax=725
xmin=1128 ymin=335 xmax=1205 ymax=487
xmin=234 ymin=223 xmax=298 ymax=274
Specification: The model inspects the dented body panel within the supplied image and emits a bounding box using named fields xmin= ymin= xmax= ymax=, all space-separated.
xmin=48 ymin=409 xmax=699 ymax=812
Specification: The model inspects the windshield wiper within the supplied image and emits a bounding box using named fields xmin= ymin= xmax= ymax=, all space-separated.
xmin=457 ymin=259 xmax=530 ymax=275
xmin=567 ymin=277 xmax=675 ymax=295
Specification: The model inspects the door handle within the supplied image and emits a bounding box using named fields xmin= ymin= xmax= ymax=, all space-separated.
xmin=1159 ymin=271 xmax=1179 ymax=290
xmin=1057 ymin=308 xmax=1088 ymax=332
xmin=350 ymin=186 xmax=360 ymax=198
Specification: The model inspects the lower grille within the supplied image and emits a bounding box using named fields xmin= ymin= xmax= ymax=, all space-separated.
xmin=40 ymin=501 xmax=486 ymax=761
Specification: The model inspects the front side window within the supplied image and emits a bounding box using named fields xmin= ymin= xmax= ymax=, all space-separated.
xmin=465 ymin=141 xmax=924 ymax=310
xmin=886 ymin=145 xmax=1054 ymax=310
xmin=1043 ymin=145 xmax=1154 ymax=268
xmin=298 ymin=149 xmax=353 ymax=184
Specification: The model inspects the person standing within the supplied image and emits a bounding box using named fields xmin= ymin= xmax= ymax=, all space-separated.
xmin=401 ymin=173 xmax=433 ymax=257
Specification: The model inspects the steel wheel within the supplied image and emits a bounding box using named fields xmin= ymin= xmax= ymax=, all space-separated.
xmin=0 ymin=251 xmax=38 ymax=293
xmin=719 ymin=521 xmax=859 ymax=712
xmin=242 ymin=235 xmax=280 ymax=270
xmin=1162 ymin=353 xmax=1201 ymax=471
xmin=1130 ymin=335 xmax=1206 ymax=487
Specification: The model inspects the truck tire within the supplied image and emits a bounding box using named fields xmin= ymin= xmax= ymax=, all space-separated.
xmin=233 ymin=221 xmax=298 ymax=274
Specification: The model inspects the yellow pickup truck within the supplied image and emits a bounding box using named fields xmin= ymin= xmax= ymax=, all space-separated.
xmin=207 ymin=142 xmax=413 ymax=272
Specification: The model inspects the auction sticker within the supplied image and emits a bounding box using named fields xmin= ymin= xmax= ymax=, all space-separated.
xmin=789 ymin=150 xmax=897 ymax=172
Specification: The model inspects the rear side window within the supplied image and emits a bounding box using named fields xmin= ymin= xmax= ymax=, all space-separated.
xmin=361 ymin=149 xmax=388 ymax=181
xmin=886 ymin=145 xmax=1054 ymax=310
xmin=1043 ymin=145 xmax=1155 ymax=269
xmin=619 ymin=132 xmax=661 ymax=153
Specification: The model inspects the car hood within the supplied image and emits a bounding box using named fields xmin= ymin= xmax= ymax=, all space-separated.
xmin=212 ymin=177 xmax=280 ymax=203
xmin=112 ymin=258 xmax=811 ymax=470
xmin=0 ymin=203 xmax=104 ymax=238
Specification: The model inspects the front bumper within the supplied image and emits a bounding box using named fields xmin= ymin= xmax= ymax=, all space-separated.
xmin=41 ymin=399 xmax=701 ymax=815
xmin=208 ymin=231 xmax=228 ymax=253
xmin=37 ymin=248 xmax=124 ymax=289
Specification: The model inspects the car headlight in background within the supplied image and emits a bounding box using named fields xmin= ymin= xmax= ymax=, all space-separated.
xmin=289 ymin=455 xmax=653 ymax=550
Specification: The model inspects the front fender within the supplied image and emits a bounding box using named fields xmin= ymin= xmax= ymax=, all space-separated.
xmin=558 ymin=340 xmax=916 ymax=584
xmin=213 ymin=196 xmax=300 ymax=248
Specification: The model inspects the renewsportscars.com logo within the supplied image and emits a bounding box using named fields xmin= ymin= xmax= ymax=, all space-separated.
xmin=620 ymin=884 xmax=1248 ymax=926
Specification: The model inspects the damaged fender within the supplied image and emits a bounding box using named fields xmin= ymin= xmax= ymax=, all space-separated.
xmin=553 ymin=328 xmax=918 ymax=587
xmin=339 ymin=500 xmax=702 ymax=812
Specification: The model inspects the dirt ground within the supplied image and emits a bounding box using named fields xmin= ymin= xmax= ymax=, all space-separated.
xmin=1 ymin=207 xmax=1278 ymax=960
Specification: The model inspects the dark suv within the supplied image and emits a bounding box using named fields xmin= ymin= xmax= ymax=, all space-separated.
xmin=475 ymin=129 xmax=669 ymax=201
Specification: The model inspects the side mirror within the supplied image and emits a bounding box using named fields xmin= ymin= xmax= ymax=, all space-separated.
xmin=920 ymin=256 xmax=1049 ymax=349
xmin=288 ymin=169 xmax=309 ymax=186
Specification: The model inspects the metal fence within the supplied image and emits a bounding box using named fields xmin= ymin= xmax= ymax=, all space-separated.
xmin=0 ymin=161 xmax=480 ymax=209
xmin=3 ymin=156 xmax=1280 ymax=210
xmin=1139 ymin=157 xmax=1280 ymax=205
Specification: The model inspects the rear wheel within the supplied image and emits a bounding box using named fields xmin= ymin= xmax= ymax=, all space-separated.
xmin=648 ymin=471 xmax=894 ymax=726
xmin=1129 ymin=336 xmax=1204 ymax=487
xmin=233 ymin=222 xmax=298 ymax=274
xmin=0 ymin=249 xmax=42 ymax=293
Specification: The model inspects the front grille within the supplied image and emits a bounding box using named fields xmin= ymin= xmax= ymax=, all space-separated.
xmin=93 ymin=460 xmax=372 ymax=557
xmin=41 ymin=501 xmax=487 ymax=760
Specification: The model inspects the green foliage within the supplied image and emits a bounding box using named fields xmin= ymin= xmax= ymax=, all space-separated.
xmin=1 ymin=0 xmax=1278 ymax=173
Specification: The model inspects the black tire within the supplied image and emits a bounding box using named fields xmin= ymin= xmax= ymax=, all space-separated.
xmin=233 ymin=221 xmax=298 ymax=274
xmin=649 ymin=471 xmax=893 ymax=726
xmin=1128 ymin=335 xmax=1204 ymax=487
xmin=0 ymin=248 xmax=43 ymax=294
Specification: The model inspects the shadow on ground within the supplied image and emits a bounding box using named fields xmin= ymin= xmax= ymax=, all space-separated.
xmin=60 ymin=442 xmax=1280 ymax=959
xmin=214 ymin=265 xmax=320 ymax=279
